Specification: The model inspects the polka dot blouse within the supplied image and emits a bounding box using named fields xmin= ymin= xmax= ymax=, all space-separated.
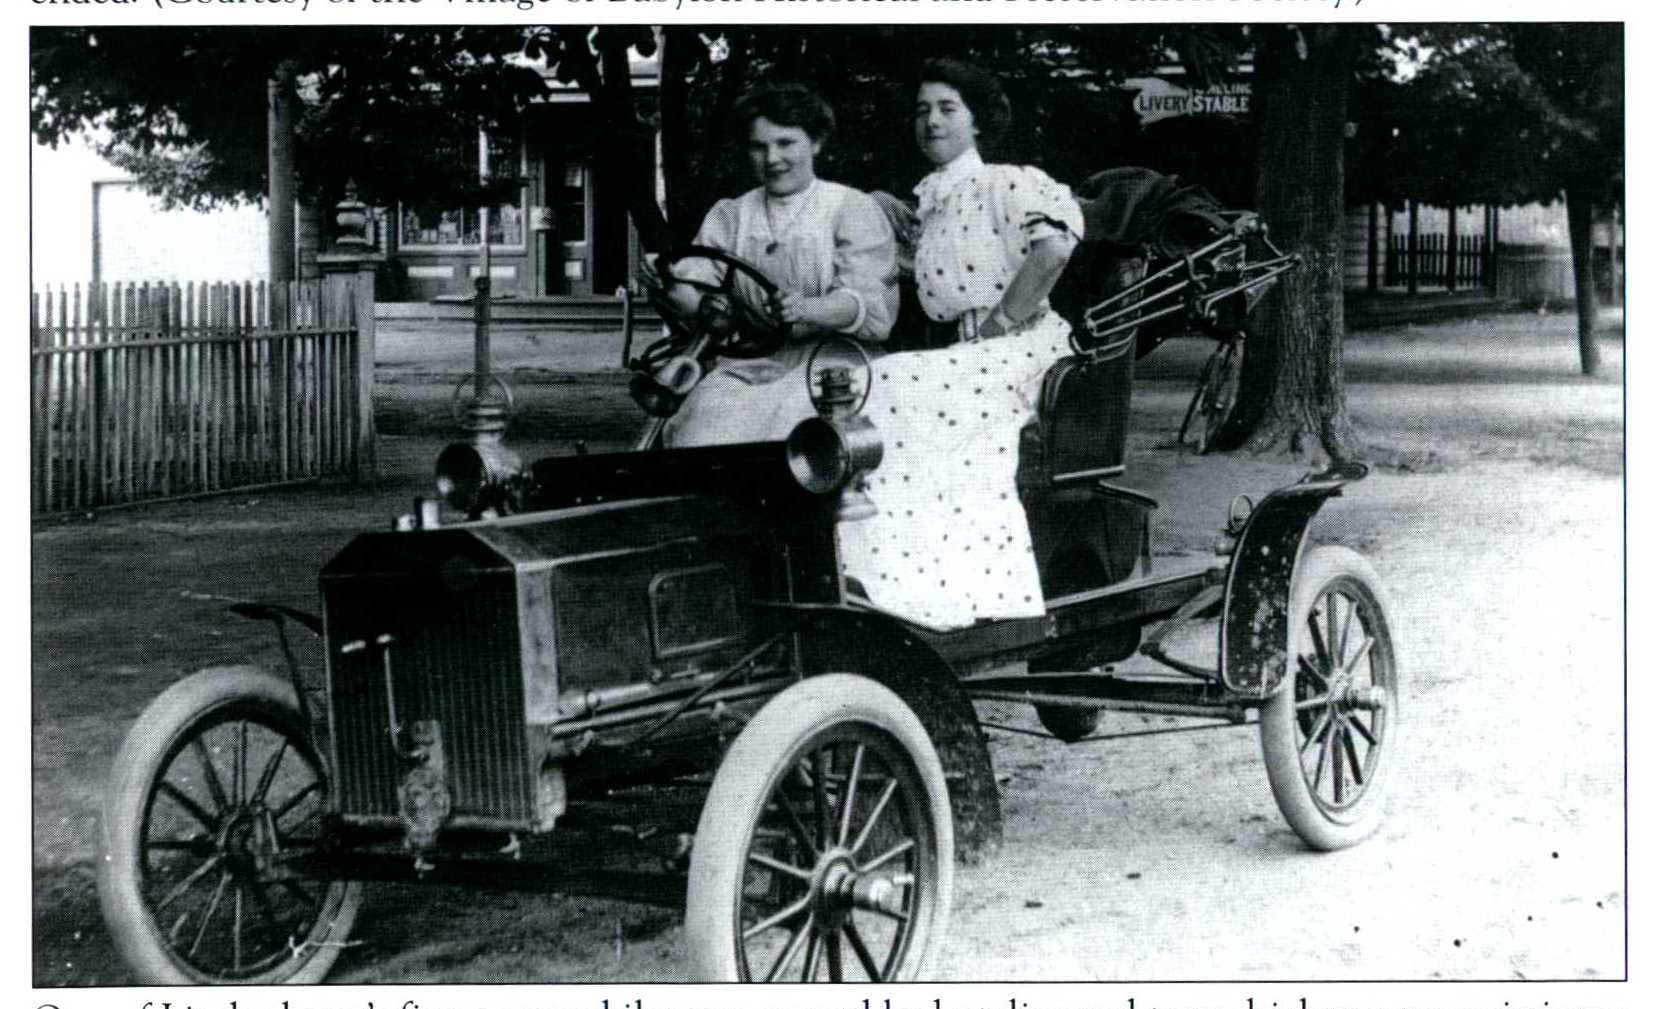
xmin=911 ymin=149 xmax=1085 ymax=330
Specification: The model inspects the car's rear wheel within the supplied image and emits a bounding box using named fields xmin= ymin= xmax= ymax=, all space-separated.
xmin=98 ymin=667 xmax=361 ymax=984
xmin=685 ymin=675 xmax=953 ymax=981
xmin=1029 ymin=552 xmax=1140 ymax=742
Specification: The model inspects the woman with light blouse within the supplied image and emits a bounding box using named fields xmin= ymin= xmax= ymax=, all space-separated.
xmin=839 ymin=59 xmax=1084 ymax=630
xmin=660 ymin=84 xmax=898 ymax=447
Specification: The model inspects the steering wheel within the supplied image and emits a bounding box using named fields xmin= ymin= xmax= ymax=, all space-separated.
xmin=640 ymin=245 xmax=793 ymax=367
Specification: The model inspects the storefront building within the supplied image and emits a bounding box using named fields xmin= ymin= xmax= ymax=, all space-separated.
xmin=372 ymin=65 xmax=656 ymax=305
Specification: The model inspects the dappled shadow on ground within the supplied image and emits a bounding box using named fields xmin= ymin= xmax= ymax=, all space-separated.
xmin=1136 ymin=312 xmax=1623 ymax=389
xmin=34 ymin=309 xmax=1625 ymax=984
xmin=1132 ymin=312 xmax=1623 ymax=477
xmin=33 ymin=865 xmax=121 ymax=987
xmin=376 ymin=372 xmax=639 ymax=445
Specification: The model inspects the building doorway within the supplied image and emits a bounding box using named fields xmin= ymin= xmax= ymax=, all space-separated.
xmin=546 ymin=157 xmax=594 ymax=295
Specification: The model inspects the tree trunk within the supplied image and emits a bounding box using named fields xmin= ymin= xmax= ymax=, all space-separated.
xmin=658 ymin=28 xmax=700 ymax=245
xmin=704 ymin=30 xmax=752 ymax=201
xmin=601 ymin=37 xmax=667 ymax=255
xmin=558 ymin=29 xmax=669 ymax=255
xmin=658 ymin=29 xmax=754 ymax=247
xmin=267 ymin=61 xmax=298 ymax=307
xmin=1248 ymin=24 xmax=1360 ymax=461
xmin=1564 ymin=180 xmax=1602 ymax=376
xmin=1609 ymin=203 xmax=1623 ymax=310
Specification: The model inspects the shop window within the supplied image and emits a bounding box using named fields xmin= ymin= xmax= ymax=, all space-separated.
xmin=399 ymin=133 xmax=526 ymax=249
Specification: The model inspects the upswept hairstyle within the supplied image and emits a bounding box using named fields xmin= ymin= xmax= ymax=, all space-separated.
xmin=728 ymin=83 xmax=837 ymax=144
xmin=916 ymin=57 xmax=1012 ymax=152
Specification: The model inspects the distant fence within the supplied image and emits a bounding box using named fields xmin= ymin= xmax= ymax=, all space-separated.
xmin=1383 ymin=232 xmax=1494 ymax=293
xmin=31 ymin=277 xmax=372 ymax=514
xmin=1493 ymin=243 xmax=1575 ymax=304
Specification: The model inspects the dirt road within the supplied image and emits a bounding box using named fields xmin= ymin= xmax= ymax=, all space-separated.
xmin=31 ymin=313 xmax=1625 ymax=984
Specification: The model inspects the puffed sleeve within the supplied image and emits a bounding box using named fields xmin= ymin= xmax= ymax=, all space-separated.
xmin=990 ymin=165 xmax=1085 ymax=268
xmin=829 ymin=189 xmax=899 ymax=342
xmin=671 ymin=197 xmax=741 ymax=287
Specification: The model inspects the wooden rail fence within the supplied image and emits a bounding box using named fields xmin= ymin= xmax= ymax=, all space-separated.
xmin=31 ymin=279 xmax=369 ymax=514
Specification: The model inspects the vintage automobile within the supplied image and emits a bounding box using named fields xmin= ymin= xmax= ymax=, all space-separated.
xmin=97 ymin=212 xmax=1399 ymax=985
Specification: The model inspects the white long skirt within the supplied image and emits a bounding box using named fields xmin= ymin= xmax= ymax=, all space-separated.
xmin=662 ymin=357 xmax=815 ymax=448
xmin=836 ymin=312 xmax=1073 ymax=630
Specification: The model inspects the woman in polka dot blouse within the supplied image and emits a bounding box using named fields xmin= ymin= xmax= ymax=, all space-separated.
xmin=838 ymin=58 xmax=1084 ymax=630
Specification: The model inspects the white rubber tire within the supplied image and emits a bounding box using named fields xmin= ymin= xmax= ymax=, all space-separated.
xmin=685 ymin=674 xmax=954 ymax=981
xmin=98 ymin=667 xmax=362 ymax=984
xmin=1260 ymin=547 xmax=1400 ymax=851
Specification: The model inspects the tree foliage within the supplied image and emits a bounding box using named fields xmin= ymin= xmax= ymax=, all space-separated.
xmin=529 ymin=25 xmax=1216 ymax=250
xmin=30 ymin=24 xmax=1270 ymax=239
xmin=526 ymin=26 xmax=671 ymax=250
xmin=33 ymin=22 xmax=1620 ymax=384
xmin=1347 ymin=24 xmax=1622 ymax=212
xmin=1358 ymin=24 xmax=1623 ymax=375
xmin=31 ymin=26 xmax=549 ymax=211
xmin=735 ymin=25 xmax=1178 ymax=194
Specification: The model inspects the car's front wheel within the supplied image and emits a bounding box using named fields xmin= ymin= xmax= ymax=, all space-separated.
xmin=685 ymin=674 xmax=953 ymax=981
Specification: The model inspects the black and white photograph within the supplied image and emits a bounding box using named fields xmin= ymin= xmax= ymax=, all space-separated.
xmin=24 ymin=7 xmax=1638 ymax=997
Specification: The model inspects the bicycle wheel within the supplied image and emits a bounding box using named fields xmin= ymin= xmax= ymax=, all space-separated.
xmin=1178 ymin=338 xmax=1240 ymax=454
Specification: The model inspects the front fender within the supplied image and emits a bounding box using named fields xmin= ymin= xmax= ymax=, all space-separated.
xmin=1219 ymin=462 xmax=1368 ymax=698
xmin=224 ymin=600 xmax=327 ymax=746
xmin=227 ymin=599 xmax=323 ymax=636
xmin=760 ymin=604 xmax=1004 ymax=863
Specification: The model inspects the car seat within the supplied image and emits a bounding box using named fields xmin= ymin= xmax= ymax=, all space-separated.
xmin=1016 ymin=331 xmax=1153 ymax=605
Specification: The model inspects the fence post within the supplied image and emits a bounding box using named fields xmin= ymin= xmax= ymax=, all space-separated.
xmin=1490 ymin=205 xmax=1501 ymax=295
xmin=317 ymin=249 xmax=379 ymax=482
xmin=1366 ymin=202 xmax=1379 ymax=293
xmin=32 ymin=290 xmax=43 ymax=513
xmin=1384 ymin=204 xmax=1395 ymax=287
xmin=1444 ymin=206 xmax=1458 ymax=292
xmin=272 ymin=282 xmax=292 ymax=481
xmin=1406 ymin=200 xmax=1420 ymax=296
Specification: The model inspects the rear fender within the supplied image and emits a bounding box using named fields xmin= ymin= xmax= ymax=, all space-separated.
xmin=767 ymin=606 xmax=1003 ymax=864
xmin=1219 ymin=462 xmax=1368 ymax=698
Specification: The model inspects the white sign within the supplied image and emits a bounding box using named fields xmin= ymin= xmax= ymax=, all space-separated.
xmin=1128 ymin=76 xmax=1252 ymax=125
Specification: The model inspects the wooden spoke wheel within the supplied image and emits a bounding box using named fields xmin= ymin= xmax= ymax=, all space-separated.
xmin=1260 ymin=547 xmax=1400 ymax=850
xmin=685 ymin=675 xmax=953 ymax=981
xmin=98 ymin=668 xmax=361 ymax=984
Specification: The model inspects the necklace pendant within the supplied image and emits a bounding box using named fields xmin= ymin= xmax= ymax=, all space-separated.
xmin=764 ymin=241 xmax=779 ymax=255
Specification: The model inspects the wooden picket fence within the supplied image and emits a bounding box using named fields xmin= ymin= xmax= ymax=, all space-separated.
xmin=31 ymin=278 xmax=369 ymax=514
xmin=1384 ymin=232 xmax=1493 ymax=292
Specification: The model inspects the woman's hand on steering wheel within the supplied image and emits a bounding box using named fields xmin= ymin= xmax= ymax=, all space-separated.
xmin=770 ymin=289 xmax=805 ymax=326
xmin=653 ymin=246 xmax=794 ymax=360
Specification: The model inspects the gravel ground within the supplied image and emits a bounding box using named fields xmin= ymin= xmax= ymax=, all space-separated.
xmin=31 ymin=311 xmax=1628 ymax=987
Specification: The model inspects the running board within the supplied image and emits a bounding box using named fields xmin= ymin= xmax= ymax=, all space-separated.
xmin=962 ymin=670 xmax=1251 ymax=722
